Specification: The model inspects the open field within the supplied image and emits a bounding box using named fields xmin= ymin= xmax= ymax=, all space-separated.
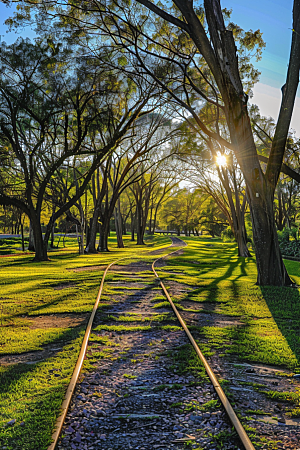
xmin=1 ymin=235 xmax=300 ymax=449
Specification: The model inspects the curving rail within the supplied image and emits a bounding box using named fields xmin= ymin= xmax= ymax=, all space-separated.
xmin=152 ymin=240 xmax=255 ymax=450
xmin=48 ymin=237 xmax=255 ymax=450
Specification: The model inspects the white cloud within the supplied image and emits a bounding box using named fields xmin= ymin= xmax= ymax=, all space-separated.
xmin=251 ymin=82 xmax=300 ymax=137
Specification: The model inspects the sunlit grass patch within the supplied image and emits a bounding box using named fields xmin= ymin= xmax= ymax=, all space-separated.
xmin=159 ymin=325 xmax=181 ymax=331
xmin=0 ymin=328 xmax=84 ymax=450
xmin=93 ymin=324 xmax=152 ymax=332
xmin=158 ymin=236 xmax=300 ymax=372
xmin=0 ymin=327 xmax=76 ymax=355
xmin=101 ymin=313 xmax=176 ymax=322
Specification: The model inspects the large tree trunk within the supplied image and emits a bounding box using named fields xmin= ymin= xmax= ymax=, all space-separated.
xmin=250 ymin=191 xmax=292 ymax=285
xmin=229 ymin=104 xmax=292 ymax=285
xmin=98 ymin=220 xmax=109 ymax=252
xmin=28 ymin=222 xmax=35 ymax=251
xmin=31 ymin=215 xmax=48 ymax=261
xmin=85 ymin=207 xmax=100 ymax=253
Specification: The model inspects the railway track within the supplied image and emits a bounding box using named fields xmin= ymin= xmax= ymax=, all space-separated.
xmin=47 ymin=236 xmax=260 ymax=450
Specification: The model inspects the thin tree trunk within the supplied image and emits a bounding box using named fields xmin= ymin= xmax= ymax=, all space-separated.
xmin=131 ymin=210 xmax=136 ymax=241
xmin=21 ymin=223 xmax=25 ymax=252
xmin=98 ymin=220 xmax=109 ymax=252
xmin=114 ymin=202 xmax=124 ymax=248
xmin=50 ymin=222 xmax=55 ymax=248
xmin=86 ymin=207 xmax=100 ymax=253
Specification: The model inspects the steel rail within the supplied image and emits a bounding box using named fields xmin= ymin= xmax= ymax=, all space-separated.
xmin=47 ymin=258 xmax=120 ymax=450
xmin=152 ymin=241 xmax=256 ymax=450
xmin=47 ymin=243 xmax=174 ymax=450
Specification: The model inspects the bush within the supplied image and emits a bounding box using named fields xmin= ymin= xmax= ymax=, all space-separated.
xmin=290 ymin=227 xmax=298 ymax=241
xmin=277 ymin=227 xmax=290 ymax=243
xmin=221 ymin=226 xmax=235 ymax=242
xmin=279 ymin=240 xmax=300 ymax=258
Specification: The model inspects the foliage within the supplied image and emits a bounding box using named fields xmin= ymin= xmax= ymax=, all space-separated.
xmin=221 ymin=226 xmax=235 ymax=242
xmin=278 ymin=228 xmax=300 ymax=257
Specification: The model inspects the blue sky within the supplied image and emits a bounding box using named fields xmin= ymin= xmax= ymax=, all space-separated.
xmin=222 ymin=0 xmax=300 ymax=136
xmin=0 ymin=1 xmax=299 ymax=134
xmin=223 ymin=0 xmax=293 ymax=89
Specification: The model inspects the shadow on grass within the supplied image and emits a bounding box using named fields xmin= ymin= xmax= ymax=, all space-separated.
xmin=260 ymin=285 xmax=300 ymax=370
xmin=0 ymin=326 xmax=85 ymax=450
xmin=172 ymin=248 xmax=250 ymax=306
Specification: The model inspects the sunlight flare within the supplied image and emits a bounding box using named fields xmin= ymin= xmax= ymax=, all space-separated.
xmin=216 ymin=153 xmax=227 ymax=167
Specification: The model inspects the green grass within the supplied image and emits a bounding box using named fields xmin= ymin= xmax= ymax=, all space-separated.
xmin=123 ymin=373 xmax=137 ymax=379
xmin=101 ymin=312 xmax=176 ymax=322
xmin=0 ymin=233 xmax=171 ymax=450
xmin=0 ymin=328 xmax=85 ymax=450
xmin=4 ymin=233 xmax=300 ymax=448
xmin=154 ymin=236 xmax=300 ymax=424
xmin=157 ymin=236 xmax=300 ymax=371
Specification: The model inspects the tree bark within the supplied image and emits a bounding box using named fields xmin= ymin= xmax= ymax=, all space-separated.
xmin=136 ymin=202 xmax=145 ymax=245
xmin=114 ymin=198 xmax=124 ymax=248
xmin=21 ymin=223 xmax=25 ymax=252
xmin=86 ymin=207 xmax=100 ymax=253
xmin=131 ymin=210 xmax=136 ymax=241
xmin=50 ymin=222 xmax=55 ymax=248
xmin=98 ymin=220 xmax=109 ymax=252
xmin=28 ymin=222 xmax=35 ymax=252
xmin=31 ymin=214 xmax=48 ymax=261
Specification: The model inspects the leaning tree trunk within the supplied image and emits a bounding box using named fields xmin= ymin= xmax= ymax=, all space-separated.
xmin=203 ymin=0 xmax=299 ymax=284
xmin=228 ymin=100 xmax=292 ymax=286
xmin=249 ymin=189 xmax=292 ymax=286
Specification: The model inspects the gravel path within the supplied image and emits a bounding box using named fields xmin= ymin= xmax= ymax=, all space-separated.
xmin=57 ymin=245 xmax=239 ymax=450
xmin=57 ymin=239 xmax=300 ymax=449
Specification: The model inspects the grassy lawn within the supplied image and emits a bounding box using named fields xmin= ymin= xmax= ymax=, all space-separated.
xmin=0 ymin=233 xmax=170 ymax=450
xmin=2 ymin=234 xmax=300 ymax=449
xmin=158 ymin=236 xmax=300 ymax=371
xmin=156 ymin=236 xmax=300 ymax=419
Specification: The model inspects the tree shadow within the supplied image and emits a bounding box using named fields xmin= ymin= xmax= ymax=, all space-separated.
xmin=260 ymin=284 xmax=300 ymax=368
xmin=0 ymin=325 xmax=85 ymax=449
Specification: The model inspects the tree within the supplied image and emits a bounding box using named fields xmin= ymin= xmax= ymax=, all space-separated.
xmin=6 ymin=0 xmax=300 ymax=285
xmin=0 ymin=38 xmax=157 ymax=260
xmin=95 ymin=0 xmax=300 ymax=285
